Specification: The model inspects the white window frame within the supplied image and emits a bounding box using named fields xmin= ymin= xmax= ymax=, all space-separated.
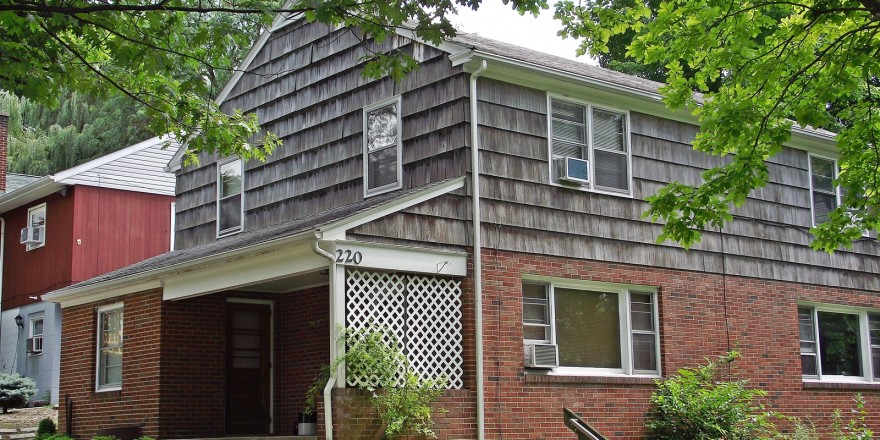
xmin=363 ymin=96 xmax=403 ymax=198
xmin=216 ymin=157 xmax=244 ymax=238
xmin=808 ymin=154 xmax=842 ymax=227
xmin=95 ymin=304 xmax=123 ymax=392
xmin=28 ymin=316 xmax=44 ymax=356
xmin=546 ymin=94 xmax=634 ymax=198
xmin=799 ymin=303 xmax=880 ymax=383
xmin=26 ymin=203 xmax=47 ymax=251
xmin=522 ymin=277 xmax=660 ymax=377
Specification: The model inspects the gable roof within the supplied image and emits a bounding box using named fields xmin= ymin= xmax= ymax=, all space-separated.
xmin=0 ymin=136 xmax=180 ymax=214
xmin=42 ymin=176 xmax=465 ymax=305
xmin=164 ymin=20 xmax=837 ymax=172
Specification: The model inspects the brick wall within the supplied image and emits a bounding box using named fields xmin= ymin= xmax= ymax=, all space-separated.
xmin=326 ymin=388 xmax=476 ymax=439
xmin=58 ymin=290 xmax=163 ymax=439
xmin=158 ymin=294 xmax=226 ymax=438
xmin=478 ymin=248 xmax=880 ymax=439
xmin=275 ymin=286 xmax=330 ymax=434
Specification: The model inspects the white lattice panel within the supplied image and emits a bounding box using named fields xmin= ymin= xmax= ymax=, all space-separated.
xmin=406 ymin=276 xmax=463 ymax=388
xmin=345 ymin=271 xmax=407 ymax=387
xmin=345 ymin=270 xmax=464 ymax=389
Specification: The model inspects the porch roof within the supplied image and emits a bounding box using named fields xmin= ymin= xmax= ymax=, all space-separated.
xmin=43 ymin=177 xmax=465 ymax=305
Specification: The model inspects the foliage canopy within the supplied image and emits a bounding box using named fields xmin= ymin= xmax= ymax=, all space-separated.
xmin=555 ymin=0 xmax=880 ymax=251
xmin=3 ymin=0 xmax=878 ymax=250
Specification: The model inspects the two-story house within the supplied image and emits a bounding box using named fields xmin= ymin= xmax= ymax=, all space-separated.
xmin=42 ymin=16 xmax=880 ymax=440
xmin=0 ymin=124 xmax=178 ymax=406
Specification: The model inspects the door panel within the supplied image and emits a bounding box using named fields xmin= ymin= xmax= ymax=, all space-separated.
xmin=226 ymin=302 xmax=271 ymax=434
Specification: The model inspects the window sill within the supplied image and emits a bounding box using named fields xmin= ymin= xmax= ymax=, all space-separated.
xmin=803 ymin=381 xmax=880 ymax=391
xmin=93 ymin=389 xmax=122 ymax=400
xmin=525 ymin=373 xmax=657 ymax=385
xmin=549 ymin=181 xmax=633 ymax=199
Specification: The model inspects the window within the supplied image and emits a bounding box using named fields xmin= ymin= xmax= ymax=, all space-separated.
xmin=799 ymin=305 xmax=880 ymax=382
xmin=809 ymin=155 xmax=840 ymax=225
xmin=217 ymin=158 xmax=243 ymax=236
xmin=25 ymin=204 xmax=46 ymax=251
xmin=550 ymin=97 xmax=631 ymax=195
xmin=523 ymin=279 xmax=659 ymax=376
xmin=28 ymin=316 xmax=43 ymax=355
xmin=96 ymin=305 xmax=123 ymax=391
xmin=364 ymin=97 xmax=402 ymax=197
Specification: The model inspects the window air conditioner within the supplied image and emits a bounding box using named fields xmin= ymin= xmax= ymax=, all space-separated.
xmin=525 ymin=343 xmax=559 ymax=369
xmin=19 ymin=226 xmax=44 ymax=245
xmin=26 ymin=336 xmax=43 ymax=354
xmin=555 ymin=157 xmax=590 ymax=184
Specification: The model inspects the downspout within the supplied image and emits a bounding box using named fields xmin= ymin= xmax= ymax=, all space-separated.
xmin=312 ymin=236 xmax=337 ymax=440
xmin=0 ymin=217 xmax=5 ymax=344
xmin=469 ymin=59 xmax=488 ymax=440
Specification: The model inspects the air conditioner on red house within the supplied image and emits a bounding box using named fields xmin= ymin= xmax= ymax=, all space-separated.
xmin=19 ymin=226 xmax=45 ymax=245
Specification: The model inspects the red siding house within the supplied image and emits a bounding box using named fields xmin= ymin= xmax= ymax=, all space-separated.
xmin=0 ymin=127 xmax=177 ymax=406
xmin=43 ymin=18 xmax=880 ymax=440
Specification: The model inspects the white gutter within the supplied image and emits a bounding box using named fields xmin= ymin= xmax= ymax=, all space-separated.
xmin=470 ymin=59 xmax=488 ymax=440
xmin=312 ymin=236 xmax=337 ymax=440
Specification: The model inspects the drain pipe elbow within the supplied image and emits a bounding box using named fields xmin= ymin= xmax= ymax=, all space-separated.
xmin=469 ymin=59 xmax=488 ymax=440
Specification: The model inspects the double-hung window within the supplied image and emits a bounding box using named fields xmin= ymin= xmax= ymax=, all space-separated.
xmin=28 ymin=316 xmax=43 ymax=355
xmin=24 ymin=204 xmax=46 ymax=251
xmin=96 ymin=305 xmax=123 ymax=391
xmin=799 ymin=305 xmax=880 ymax=382
xmin=809 ymin=155 xmax=840 ymax=225
xmin=364 ymin=97 xmax=402 ymax=197
xmin=523 ymin=279 xmax=660 ymax=376
xmin=217 ymin=158 xmax=243 ymax=236
xmin=550 ymin=98 xmax=631 ymax=195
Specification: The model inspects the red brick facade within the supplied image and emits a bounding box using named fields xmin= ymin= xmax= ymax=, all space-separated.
xmin=478 ymin=248 xmax=880 ymax=439
xmin=59 ymin=287 xmax=330 ymax=439
xmin=58 ymin=249 xmax=880 ymax=439
xmin=59 ymin=290 xmax=163 ymax=438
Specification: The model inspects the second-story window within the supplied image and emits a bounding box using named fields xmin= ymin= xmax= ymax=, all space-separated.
xmin=218 ymin=158 xmax=243 ymax=236
xmin=24 ymin=204 xmax=47 ymax=251
xmin=550 ymin=98 xmax=631 ymax=195
xmin=364 ymin=97 xmax=402 ymax=197
xmin=809 ymin=155 xmax=840 ymax=225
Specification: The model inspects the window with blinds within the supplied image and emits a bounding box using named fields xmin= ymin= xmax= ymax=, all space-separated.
xmin=550 ymin=98 xmax=630 ymax=194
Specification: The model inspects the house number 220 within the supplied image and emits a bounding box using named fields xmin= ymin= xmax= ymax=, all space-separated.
xmin=335 ymin=249 xmax=363 ymax=265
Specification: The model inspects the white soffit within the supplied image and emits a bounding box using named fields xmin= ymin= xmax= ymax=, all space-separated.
xmin=163 ymin=241 xmax=325 ymax=301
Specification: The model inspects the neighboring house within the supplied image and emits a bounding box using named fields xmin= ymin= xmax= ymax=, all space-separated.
xmin=0 ymin=124 xmax=177 ymax=406
xmin=42 ymin=17 xmax=880 ymax=440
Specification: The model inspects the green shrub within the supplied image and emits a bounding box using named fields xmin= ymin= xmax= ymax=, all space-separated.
xmin=36 ymin=418 xmax=56 ymax=438
xmin=39 ymin=435 xmax=74 ymax=440
xmin=306 ymin=326 xmax=446 ymax=439
xmin=647 ymin=352 xmax=774 ymax=439
xmin=832 ymin=394 xmax=873 ymax=440
xmin=0 ymin=373 xmax=36 ymax=413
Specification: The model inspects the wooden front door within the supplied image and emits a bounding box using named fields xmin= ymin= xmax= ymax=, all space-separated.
xmin=226 ymin=302 xmax=271 ymax=434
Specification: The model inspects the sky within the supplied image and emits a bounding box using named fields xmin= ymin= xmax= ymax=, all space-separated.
xmin=448 ymin=3 xmax=597 ymax=65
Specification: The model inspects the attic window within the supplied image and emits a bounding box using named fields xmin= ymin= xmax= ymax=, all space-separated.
xmin=364 ymin=97 xmax=403 ymax=197
xmin=217 ymin=158 xmax=243 ymax=237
